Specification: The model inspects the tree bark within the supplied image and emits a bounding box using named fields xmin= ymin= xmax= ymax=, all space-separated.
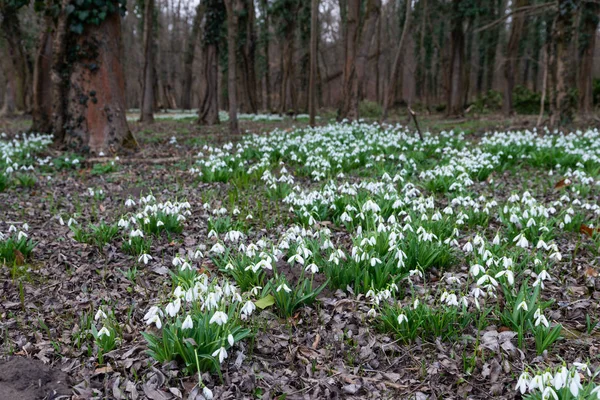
xmin=578 ymin=2 xmax=599 ymax=117
xmin=382 ymin=0 xmax=411 ymax=121
xmin=237 ymin=0 xmax=258 ymax=114
xmin=309 ymin=0 xmax=318 ymax=126
xmin=0 ymin=9 xmax=33 ymax=112
xmin=503 ymin=0 xmax=527 ymax=116
xmin=224 ymin=0 xmax=240 ymax=135
xmin=551 ymin=0 xmax=578 ymax=126
xmin=140 ymin=0 xmax=155 ymax=123
xmin=198 ymin=44 xmax=220 ymax=125
xmin=32 ymin=17 xmax=54 ymax=132
xmin=338 ymin=0 xmax=360 ymax=120
xmin=446 ymin=0 xmax=465 ymax=117
xmin=181 ymin=2 xmax=205 ymax=110
xmin=259 ymin=0 xmax=271 ymax=111
xmin=52 ymin=4 xmax=134 ymax=153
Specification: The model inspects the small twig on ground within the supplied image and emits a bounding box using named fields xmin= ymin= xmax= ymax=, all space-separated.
xmin=408 ymin=107 xmax=424 ymax=141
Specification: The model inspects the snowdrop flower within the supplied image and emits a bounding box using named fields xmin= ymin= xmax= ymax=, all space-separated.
xmin=513 ymin=233 xmax=529 ymax=248
xmin=94 ymin=309 xmax=107 ymax=321
xmin=462 ymin=242 xmax=473 ymax=253
xmin=210 ymin=311 xmax=229 ymax=326
xmin=276 ymin=283 xmax=292 ymax=293
xmin=227 ymin=334 xmax=234 ymax=346
xmin=138 ymin=253 xmax=152 ymax=264
xmin=202 ymin=387 xmax=213 ymax=400
xmin=305 ymin=263 xmax=319 ymax=274
xmin=212 ymin=346 xmax=228 ymax=363
xmin=515 ymin=371 xmax=529 ymax=394
xmin=517 ymin=301 xmax=528 ymax=311
xmin=568 ymin=370 xmax=582 ymax=397
xmin=534 ymin=309 xmax=549 ymax=327
xmin=397 ymin=314 xmax=408 ymax=324
xmin=241 ymin=300 xmax=256 ymax=319
xmin=210 ymin=243 xmax=225 ymax=255
xmin=553 ymin=365 xmax=568 ymax=390
xmin=125 ymin=198 xmax=136 ymax=207
xmin=542 ymin=387 xmax=558 ymax=400
xmin=182 ymin=315 xmax=193 ymax=330
xmin=165 ymin=298 xmax=181 ymax=317
xmin=98 ymin=326 xmax=111 ymax=337
xmin=367 ymin=308 xmax=377 ymax=318
xmin=469 ymin=264 xmax=485 ymax=277
xmin=147 ymin=314 xmax=162 ymax=329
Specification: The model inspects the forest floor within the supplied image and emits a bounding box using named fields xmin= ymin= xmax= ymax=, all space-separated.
xmin=1 ymin=114 xmax=600 ymax=399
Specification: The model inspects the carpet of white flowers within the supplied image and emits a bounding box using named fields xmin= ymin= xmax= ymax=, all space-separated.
xmin=1 ymin=123 xmax=600 ymax=399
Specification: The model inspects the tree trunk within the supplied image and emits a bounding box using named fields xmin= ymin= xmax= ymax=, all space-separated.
xmin=355 ymin=0 xmax=380 ymax=106
xmin=309 ymin=0 xmax=318 ymax=126
xmin=140 ymin=0 xmax=155 ymax=123
xmin=446 ymin=0 xmax=465 ymax=117
xmin=382 ymin=0 xmax=411 ymax=121
xmin=259 ymin=0 xmax=271 ymax=111
xmin=224 ymin=0 xmax=240 ymax=135
xmin=279 ymin=10 xmax=298 ymax=115
xmin=551 ymin=0 xmax=578 ymax=126
xmin=578 ymin=2 xmax=599 ymax=117
xmin=237 ymin=0 xmax=258 ymax=113
xmin=52 ymin=5 xmax=134 ymax=153
xmin=0 ymin=10 xmax=33 ymax=112
xmin=32 ymin=17 xmax=54 ymax=132
xmin=338 ymin=0 xmax=360 ymax=120
xmin=503 ymin=0 xmax=527 ymax=116
xmin=198 ymin=44 xmax=220 ymax=125
xmin=181 ymin=3 xmax=205 ymax=110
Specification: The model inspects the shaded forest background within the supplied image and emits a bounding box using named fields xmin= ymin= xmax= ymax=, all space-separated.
xmin=0 ymin=0 xmax=599 ymax=151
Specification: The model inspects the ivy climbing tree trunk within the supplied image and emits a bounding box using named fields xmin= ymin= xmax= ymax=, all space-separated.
xmin=140 ymin=0 xmax=155 ymax=123
xmin=181 ymin=2 xmax=204 ymax=110
xmin=52 ymin=2 xmax=135 ymax=154
xmin=224 ymin=0 xmax=240 ymax=135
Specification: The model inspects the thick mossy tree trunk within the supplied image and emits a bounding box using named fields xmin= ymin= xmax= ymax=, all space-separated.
xmin=52 ymin=4 xmax=135 ymax=154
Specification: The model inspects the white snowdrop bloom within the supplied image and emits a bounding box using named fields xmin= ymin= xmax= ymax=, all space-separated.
xmin=125 ymin=198 xmax=136 ymax=207
xmin=210 ymin=243 xmax=226 ymax=254
xmin=97 ymin=326 xmax=111 ymax=338
xmin=182 ymin=315 xmax=193 ymax=330
xmin=462 ymin=242 xmax=473 ymax=253
xmin=210 ymin=311 xmax=229 ymax=326
xmin=305 ymin=263 xmax=319 ymax=274
xmin=138 ymin=253 xmax=152 ymax=264
xmin=397 ymin=314 xmax=408 ymax=324
xmin=568 ymin=370 xmax=583 ymax=397
xmin=94 ymin=309 xmax=108 ymax=321
xmin=515 ymin=372 xmax=529 ymax=394
xmin=202 ymin=387 xmax=214 ymax=400
xmin=276 ymin=283 xmax=292 ymax=293
xmin=172 ymin=256 xmax=183 ymax=267
xmin=367 ymin=308 xmax=377 ymax=318
xmin=212 ymin=346 xmax=228 ymax=363
xmin=513 ymin=233 xmax=529 ymax=248
xmin=553 ymin=366 xmax=568 ymax=390
xmin=228 ymin=334 xmax=234 ymax=346
xmin=241 ymin=300 xmax=256 ymax=319
xmin=165 ymin=298 xmax=182 ymax=317
xmin=17 ymin=231 xmax=28 ymax=240
xmin=147 ymin=314 xmax=162 ymax=329
xmin=469 ymin=264 xmax=485 ymax=277
xmin=516 ymin=301 xmax=528 ymax=311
